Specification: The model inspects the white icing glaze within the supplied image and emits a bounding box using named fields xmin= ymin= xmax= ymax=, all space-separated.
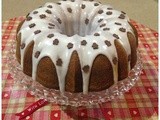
xmin=18 ymin=0 xmax=136 ymax=94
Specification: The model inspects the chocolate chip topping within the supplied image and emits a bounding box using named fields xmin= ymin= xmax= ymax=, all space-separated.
xmin=103 ymin=28 xmax=110 ymax=31
xmin=33 ymin=11 xmax=38 ymax=14
xmin=45 ymin=9 xmax=52 ymax=14
xmin=128 ymin=54 xmax=131 ymax=61
xmin=57 ymin=2 xmax=61 ymax=5
xmin=81 ymin=40 xmax=87 ymax=46
xmin=34 ymin=30 xmax=41 ymax=34
xmin=26 ymin=16 xmax=32 ymax=21
xmin=57 ymin=18 xmax=62 ymax=24
xmin=106 ymin=11 xmax=112 ymax=15
xmin=56 ymin=58 xmax=62 ymax=66
xmin=81 ymin=4 xmax=85 ymax=9
xmin=34 ymin=51 xmax=40 ymax=58
xmin=92 ymin=43 xmax=98 ymax=49
xmin=107 ymin=8 xmax=113 ymax=10
xmin=71 ymin=0 xmax=75 ymax=2
xmin=115 ymin=22 xmax=122 ymax=25
xmin=89 ymin=0 xmax=94 ymax=1
xmin=119 ymin=14 xmax=125 ymax=19
xmin=53 ymin=39 xmax=59 ymax=45
xmin=49 ymin=23 xmax=55 ymax=26
xmin=67 ymin=8 xmax=72 ymax=13
xmin=85 ymin=18 xmax=89 ymax=25
xmin=94 ymin=33 xmax=100 ymax=36
xmin=67 ymin=43 xmax=73 ymax=49
xmin=113 ymin=34 xmax=119 ymax=39
xmin=112 ymin=57 xmax=118 ymax=65
xmin=82 ymin=65 xmax=90 ymax=73
xmin=94 ymin=3 xmax=99 ymax=6
xmin=21 ymin=43 xmax=25 ymax=49
xmin=98 ymin=18 xmax=103 ymax=23
xmin=119 ymin=27 xmax=126 ymax=32
xmin=29 ymin=23 xmax=36 ymax=28
xmin=47 ymin=34 xmax=54 ymax=38
xmin=104 ymin=40 xmax=111 ymax=47
xmin=98 ymin=10 xmax=103 ymax=14
xmin=100 ymin=23 xmax=106 ymax=28
xmin=47 ymin=5 xmax=53 ymax=8
xmin=40 ymin=14 xmax=46 ymax=19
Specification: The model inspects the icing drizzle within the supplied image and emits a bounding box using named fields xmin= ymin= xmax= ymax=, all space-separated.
xmin=18 ymin=0 xmax=135 ymax=94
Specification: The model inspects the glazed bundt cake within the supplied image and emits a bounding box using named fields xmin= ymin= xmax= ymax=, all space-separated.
xmin=16 ymin=0 xmax=138 ymax=94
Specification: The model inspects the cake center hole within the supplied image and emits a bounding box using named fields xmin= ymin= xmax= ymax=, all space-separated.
xmin=62 ymin=20 xmax=93 ymax=37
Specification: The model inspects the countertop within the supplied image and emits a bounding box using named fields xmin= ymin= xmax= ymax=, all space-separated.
xmin=2 ymin=0 xmax=158 ymax=31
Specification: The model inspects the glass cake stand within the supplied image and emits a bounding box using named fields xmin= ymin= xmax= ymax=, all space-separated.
xmin=8 ymin=39 xmax=143 ymax=107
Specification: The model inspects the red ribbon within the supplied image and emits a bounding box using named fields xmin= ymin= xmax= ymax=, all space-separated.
xmin=15 ymin=99 xmax=110 ymax=120
xmin=15 ymin=99 xmax=49 ymax=120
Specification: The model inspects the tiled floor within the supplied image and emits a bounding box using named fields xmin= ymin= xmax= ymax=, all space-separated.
xmin=2 ymin=0 xmax=158 ymax=31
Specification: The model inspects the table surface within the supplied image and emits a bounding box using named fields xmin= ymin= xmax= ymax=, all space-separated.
xmin=2 ymin=0 xmax=158 ymax=31
xmin=2 ymin=16 xmax=158 ymax=120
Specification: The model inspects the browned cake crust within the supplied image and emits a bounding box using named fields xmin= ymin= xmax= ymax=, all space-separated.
xmin=16 ymin=20 xmax=138 ymax=93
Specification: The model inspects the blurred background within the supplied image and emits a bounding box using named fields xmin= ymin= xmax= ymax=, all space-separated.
xmin=2 ymin=0 xmax=158 ymax=31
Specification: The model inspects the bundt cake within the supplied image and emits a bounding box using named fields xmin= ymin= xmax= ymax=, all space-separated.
xmin=16 ymin=0 xmax=138 ymax=94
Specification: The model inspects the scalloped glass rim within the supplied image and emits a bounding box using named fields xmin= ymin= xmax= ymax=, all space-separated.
xmin=8 ymin=39 xmax=143 ymax=107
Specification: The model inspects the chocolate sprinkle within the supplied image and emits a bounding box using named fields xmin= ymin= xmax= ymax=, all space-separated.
xmin=21 ymin=43 xmax=25 ymax=49
xmin=85 ymin=18 xmax=89 ymax=25
xmin=34 ymin=51 xmax=40 ymax=58
xmin=47 ymin=34 xmax=54 ymax=38
xmin=45 ymin=9 xmax=52 ymax=14
xmin=56 ymin=58 xmax=62 ymax=66
xmin=92 ymin=43 xmax=98 ymax=49
xmin=34 ymin=30 xmax=41 ymax=34
xmin=67 ymin=8 xmax=72 ymax=13
xmin=49 ymin=23 xmax=55 ymax=26
xmin=33 ymin=11 xmax=38 ymax=14
xmin=107 ymin=8 xmax=113 ymax=10
xmin=128 ymin=55 xmax=131 ymax=61
xmin=48 ymin=26 xmax=54 ymax=29
xmin=71 ymin=0 xmax=75 ymax=2
xmin=82 ymin=65 xmax=90 ymax=73
xmin=100 ymin=23 xmax=106 ymax=28
xmin=67 ymin=43 xmax=73 ymax=49
xmin=119 ymin=27 xmax=126 ymax=32
xmin=94 ymin=3 xmax=99 ymax=6
xmin=112 ymin=57 xmax=118 ymax=65
xmin=81 ymin=4 xmax=85 ymax=9
xmin=40 ymin=14 xmax=46 ymax=19
xmin=26 ymin=16 xmax=32 ymax=21
xmin=98 ymin=18 xmax=103 ymax=23
xmin=115 ymin=22 xmax=122 ymax=25
xmin=29 ymin=23 xmax=36 ymax=28
xmin=103 ymin=28 xmax=110 ymax=31
xmin=121 ymin=11 xmax=126 ymax=14
xmin=94 ymin=33 xmax=100 ymax=36
xmin=53 ymin=39 xmax=59 ymax=45
xmin=119 ymin=14 xmax=125 ymax=19
xmin=98 ymin=10 xmax=103 ymax=14
xmin=106 ymin=11 xmax=112 ymax=15
xmin=57 ymin=18 xmax=62 ymax=24
xmin=57 ymin=2 xmax=61 ymax=5
xmin=47 ymin=5 xmax=53 ymax=8
xmin=104 ymin=40 xmax=111 ymax=47
xmin=113 ymin=34 xmax=119 ymax=39
xmin=89 ymin=0 xmax=94 ymax=1
xmin=26 ymin=13 xmax=30 ymax=17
